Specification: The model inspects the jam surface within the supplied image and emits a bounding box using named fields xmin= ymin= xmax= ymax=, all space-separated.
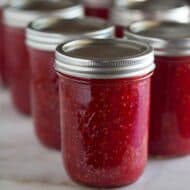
xmin=150 ymin=56 xmax=190 ymax=156
xmin=59 ymin=74 xmax=151 ymax=187
xmin=4 ymin=25 xmax=30 ymax=114
xmin=29 ymin=49 xmax=60 ymax=150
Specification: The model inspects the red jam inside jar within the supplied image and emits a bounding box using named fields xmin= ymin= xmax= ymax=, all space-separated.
xmin=83 ymin=0 xmax=112 ymax=20
xmin=3 ymin=0 xmax=83 ymax=114
xmin=125 ymin=20 xmax=190 ymax=157
xmin=150 ymin=56 xmax=190 ymax=156
xmin=4 ymin=26 xmax=31 ymax=114
xmin=115 ymin=25 xmax=125 ymax=38
xmin=29 ymin=50 xmax=60 ymax=149
xmin=0 ymin=8 xmax=3 ymax=84
xmin=55 ymin=39 xmax=155 ymax=187
xmin=0 ymin=1 xmax=8 ymax=85
xmin=85 ymin=6 xmax=109 ymax=20
xmin=27 ymin=17 xmax=114 ymax=150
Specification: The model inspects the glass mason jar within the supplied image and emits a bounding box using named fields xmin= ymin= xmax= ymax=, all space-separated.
xmin=0 ymin=0 xmax=8 ymax=85
xmin=83 ymin=0 xmax=112 ymax=20
xmin=125 ymin=20 xmax=190 ymax=157
xmin=110 ymin=0 xmax=190 ymax=38
xmin=3 ymin=0 xmax=83 ymax=115
xmin=26 ymin=17 xmax=114 ymax=150
xmin=55 ymin=39 xmax=155 ymax=187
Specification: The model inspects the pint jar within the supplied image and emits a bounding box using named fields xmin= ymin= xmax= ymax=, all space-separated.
xmin=125 ymin=20 xmax=190 ymax=157
xmin=83 ymin=0 xmax=112 ymax=20
xmin=26 ymin=17 xmax=114 ymax=150
xmin=110 ymin=0 xmax=190 ymax=38
xmin=0 ymin=0 xmax=8 ymax=85
xmin=55 ymin=39 xmax=155 ymax=187
xmin=3 ymin=0 xmax=83 ymax=114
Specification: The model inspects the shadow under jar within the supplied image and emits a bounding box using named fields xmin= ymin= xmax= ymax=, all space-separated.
xmin=125 ymin=20 xmax=190 ymax=157
xmin=3 ymin=0 xmax=83 ymax=115
xmin=110 ymin=0 xmax=190 ymax=38
xmin=26 ymin=17 xmax=114 ymax=150
xmin=0 ymin=0 xmax=8 ymax=85
xmin=55 ymin=39 xmax=155 ymax=187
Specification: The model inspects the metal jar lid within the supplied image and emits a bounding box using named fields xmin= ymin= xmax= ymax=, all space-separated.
xmin=125 ymin=20 xmax=190 ymax=56
xmin=3 ymin=0 xmax=83 ymax=28
xmin=26 ymin=17 xmax=114 ymax=51
xmin=110 ymin=0 xmax=190 ymax=27
xmin=55 ymin=38 xmax=155 ymax=79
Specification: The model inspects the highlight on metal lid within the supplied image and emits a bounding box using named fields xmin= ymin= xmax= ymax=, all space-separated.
xmin=55 ymin=38 xmax=155 ymax=79
xmin=26 ymin=17 xmax=114 ymax=51
xmin=125 ymin=20 xmax=190 ymax=56
xmin=110 ymin=0 xmax=190 ymax=26
xmin=3 ymin=0 xmax=83 ymax=28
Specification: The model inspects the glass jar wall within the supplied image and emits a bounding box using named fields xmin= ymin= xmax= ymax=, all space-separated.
xmin=0 ymin=0 xmax=8 ymax=85
xmin=3 ymin=0 xmax=83 ymax=114
xmin=125 ymin=20 xmax=190 ymax=156
xmin=55 ymin=39 xmax=155 ymax=187
xmin=26 ymin=17 xmax=114 ymax=149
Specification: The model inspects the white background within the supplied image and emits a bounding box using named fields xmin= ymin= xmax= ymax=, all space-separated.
xmin=0 ymin=87 xmax=190 ymax=190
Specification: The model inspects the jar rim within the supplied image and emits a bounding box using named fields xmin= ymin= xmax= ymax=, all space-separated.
xmin=3 ymin=0 xmax=83 ymax=28
xmin=55 ymin=38 xmax=155 ymax=79
xmin=125 ymin=20 xmax=190 ymax=56
xmin=26 ymin=17 xmax=114 ymax=51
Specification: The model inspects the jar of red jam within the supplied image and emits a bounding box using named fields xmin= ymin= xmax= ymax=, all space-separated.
xmin=0 ymin=0 xmax=8 ymax=85
xmin=55 ymin=39 xmax=155 ymax=187
xmin=26 ymin=17 xmax=114 ymax=150
xmin=3 ymin=0 xmax=83 ymax=115
xmin=125 ymin=20 xmax=190 ymax=157
xmin=83 ymin=0 xmax=112 ymax=20
xmin=110 ymin=0 xmax=190 ymax=38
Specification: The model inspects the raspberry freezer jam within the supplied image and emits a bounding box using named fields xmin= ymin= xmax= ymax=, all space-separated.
xmin=4 ymin=26 xmax=31 ymax=114
xmin=29 ymin=49 xmax=60 ymax=149
xmin=83 ymin=0 xmax=112 ymax=20
xmin=0 ymin=1 xmax=8 ymax=85
xmin=115 ymin=25 xmax=125 ymax=38
xmin=150 ymin=56 xmax=190 ymax=156
xmin=55 ymin=39 xmax=155 ymax=187
xmin=3 ymin=0 xmax=83 ymax=114
xmin=0 ymin=8 xmax=3 ymax=84
xmin=27 ymin=17 xmax=113 ymax=150
xmin=85 ymin=7 xmax=109 ymax=20
xmin=125 ymin=20 xmax=190 ymax=156
xmin=59 ymin=75 xmax=151 ymax=187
